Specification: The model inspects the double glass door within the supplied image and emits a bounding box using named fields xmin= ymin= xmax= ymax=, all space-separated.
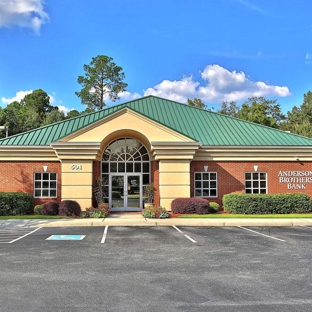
xmin=110 ymin=174 xmax=142 ymax=211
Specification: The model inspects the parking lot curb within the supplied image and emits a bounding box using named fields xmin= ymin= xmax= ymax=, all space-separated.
xmin=7 ymin=217 xmax=312 ymax=228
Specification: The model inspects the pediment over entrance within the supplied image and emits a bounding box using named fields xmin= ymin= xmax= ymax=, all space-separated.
xmin=59 ymin=108 xmax=194 ymax=147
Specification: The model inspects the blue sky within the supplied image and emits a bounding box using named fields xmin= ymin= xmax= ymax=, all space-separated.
xmin=0 ymin=0 xmax=311 ymax=114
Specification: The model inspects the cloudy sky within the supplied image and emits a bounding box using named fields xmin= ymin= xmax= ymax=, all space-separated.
xmin=0 ymin=0 xmax=311 ymax=114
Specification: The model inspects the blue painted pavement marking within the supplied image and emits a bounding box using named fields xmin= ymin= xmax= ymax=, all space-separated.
xmin=46 ymin=235 xmax=85 ymax=241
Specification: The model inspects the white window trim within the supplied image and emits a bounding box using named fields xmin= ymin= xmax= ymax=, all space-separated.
xmin=245 ymin=172 xmax=267 ymax=194
xmin=34 ymin=172 xmax=57 ymax=198
xmin=194 ymin=171 xmax=218 ymax=198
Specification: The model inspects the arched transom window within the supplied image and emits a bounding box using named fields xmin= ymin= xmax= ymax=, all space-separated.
xmin=101 ymin=138 xmax=150 ymax=184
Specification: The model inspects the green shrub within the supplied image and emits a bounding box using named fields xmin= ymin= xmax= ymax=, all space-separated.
xmin=97 ymin=203 xmax=110 ymax=216
xmin=0 ymin=192 xmax=33 ymax=216
xmin=41 ymin=201 xmax=59 ymax=216
xmin=171 ymin=198 xmax=209 ymax=214
xmin=80 ymin=204 xmax=110 ymax=218
xmin=223 ymin=193 xmax=312 ymax=214
xmin=80 ymin=211 xmax=89 ymax=218
xmin=209 ymin=202 xmax=220 ymax=213
xmin=142 ymin=206 xmax=169 ymax=218
xmin=58 ymin=200 xmax=81 ymax=216
xmin=34 ymin=204 xmax=43 ymax=215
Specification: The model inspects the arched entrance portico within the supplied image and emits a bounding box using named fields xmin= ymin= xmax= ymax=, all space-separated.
xmin=101 ymin=138 xmax=150 ymax=211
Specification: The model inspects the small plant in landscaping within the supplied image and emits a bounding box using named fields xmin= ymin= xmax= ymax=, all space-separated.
xmin=93 ymin=177 xmax=109 ymax=205
xmin=41 ymin=201 xmax=59 ymax=216
xmin=80 ymin=211 xmax=89 ymax=218
xmin=34 ymin=204 xmax=43 ymax=215
xmin=80 ymin=205 xmax=110 ymax=218
xmin=143 ymin=183 xmax=155 ymax=205
xmin=58 ymin=200 xmax=81 ymax=216
xmin=142 ymin=206 xmax=169 ymax=218
xmin=209 ymin=202 xmax=220 ymax=213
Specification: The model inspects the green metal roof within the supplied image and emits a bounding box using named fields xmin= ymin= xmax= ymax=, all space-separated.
xmin=1 ymin=95 xmax=312 ymax=146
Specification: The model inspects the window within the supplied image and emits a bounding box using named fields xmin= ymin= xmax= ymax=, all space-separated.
xmin=194 ymin=172 xmax=217 ymax=197
xmin=245 ymin=172 xmax=267 ymax=194
xmin=34 ymin=172 xmax=57 ymax=198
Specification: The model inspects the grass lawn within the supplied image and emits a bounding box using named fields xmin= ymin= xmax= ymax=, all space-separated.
xmin=0 ymin=215 xmax=70 ymax=220
xmin=178 ymin=213 xmax=312 ymax=218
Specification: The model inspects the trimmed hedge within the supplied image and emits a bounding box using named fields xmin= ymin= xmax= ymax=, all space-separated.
xmin=41 ymin=201 xmax=59 ymax=216
xmin=59 ymin=200 xmax=81 ymax=216
xmin=223 ymin=193 xmax=312 ymax=214
xmin=171 ymin=198 xmax=209 ymax=214
xmin=0 ymin=192 xmax=33 ymax=216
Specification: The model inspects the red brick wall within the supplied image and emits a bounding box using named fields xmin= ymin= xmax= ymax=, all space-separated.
xmin=92 ymin=160 xmax=101 ymax=207
xmin=0 ymin=161 xmax=61 ymax=207
xmin=3 ymin=159 xmax=308 ymax=212
xmin=191 ymin=161 xmax=312 ymax=207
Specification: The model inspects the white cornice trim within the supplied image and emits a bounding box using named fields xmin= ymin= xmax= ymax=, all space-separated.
xmin=151 ymin=141 xmax=202 ymax=146
xmin=194 ymin=146 xmax=312 ymax=161
xmin=51 ymin=142 xmax=102 ymax=160
xmin=151 ymin=141 xmax=201 ymax=160
xmin=0 ymin=146 xmax=58 ymax=160
xmin=201 ymin=145 xmax=312 ymax=149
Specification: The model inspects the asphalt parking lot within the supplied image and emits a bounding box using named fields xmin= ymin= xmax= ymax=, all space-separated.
xmin=1 ymin=226 xmax=312 ymax=312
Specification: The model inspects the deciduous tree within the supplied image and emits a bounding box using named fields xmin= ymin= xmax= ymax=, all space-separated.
xmin=187 ymin=98 xmax=208 ymax=110
xmin=280 ymin=91 xmax=312 ymax=137
xmin=236 ymin=97 xmax=285 ymax=128
xmin=218 ymin=100 xmax=240 ymax=117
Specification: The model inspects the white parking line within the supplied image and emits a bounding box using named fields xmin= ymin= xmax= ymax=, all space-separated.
xmin=238 ymin=226 xmax=286 ymax=242
xmin=172 ymin=226 xmax=197 ymax=244
xmin=8 ymin=228 xmax=41 ymax=244
xmin=101 ymin=226 xmax=108 ymax=243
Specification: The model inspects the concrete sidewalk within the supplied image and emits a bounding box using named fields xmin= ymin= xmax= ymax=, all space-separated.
xmin=2 ymin=213 xmax=312 ymax=227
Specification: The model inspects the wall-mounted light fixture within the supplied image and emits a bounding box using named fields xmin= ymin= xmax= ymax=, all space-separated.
xmin=295 ymin=157 xmax=300 ymax=161
xmin=43 ymin=166 xmax=48 ymax=172
xmin=204 ymin=166 xmax=208 ymax=172
xmin=253 ymin=165 xmax=258 ymax=172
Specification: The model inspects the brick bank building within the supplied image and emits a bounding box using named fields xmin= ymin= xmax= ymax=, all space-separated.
xmin=1 ymin=95 xmax=312 ymax=212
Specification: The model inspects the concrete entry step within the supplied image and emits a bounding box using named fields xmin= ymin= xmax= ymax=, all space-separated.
xmin=108 ymin=212 xmax=144 ymax=219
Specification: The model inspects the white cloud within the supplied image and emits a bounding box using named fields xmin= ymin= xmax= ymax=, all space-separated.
xmin=0 ymin=0 xmax=49 ymax=34
xmin=1 ymin=90 xmax=33 ymax=105
xmin=144 ymin=76 xmax=200 ymax=102
xmin=143 ymin=64 xmax=290 ymax=104
xmin=1 ymin=90 xmax=55 ymax=106
xmin=118 ymin=91 xmax=141 ymax=102
xmin=58 ymin=105 xmax=73 ymax=116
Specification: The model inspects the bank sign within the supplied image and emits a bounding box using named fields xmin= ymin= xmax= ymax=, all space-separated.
xmin=278 ymin=171 xmax=312 ymax=190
